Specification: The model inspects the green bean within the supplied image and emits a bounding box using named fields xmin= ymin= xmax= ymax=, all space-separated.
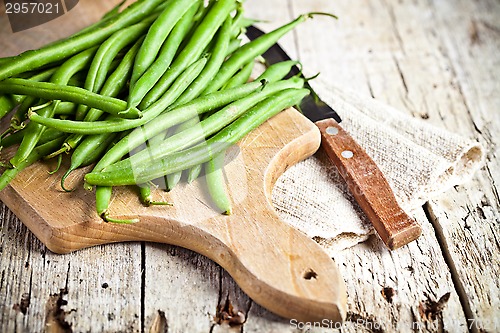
xmin=0 ymin=79 xmax=142 ymax=119
xmin=255 ymin=60 xmax=300 ymax=82
xmin=0 ymin=95 xmax=16 ymax=120
xmin=204 ymin=14 xmax=314 ymax=94
xmin=107 ymin=77 xmax=304 ymax=172
xmin=175 ymin=43 xmax=252 ymax=184
xmin=0 ymin=128 xmax=64 ymax=149
xmin=186 ymin=164 xmax=203 ymax=183
xmin=28 ymin=57 xmax=208 ymax=134
xmin=229 ymin=4 xmax=244 ymax=38
xmin=131 ymin=0 xmax=200 ymax=88
xmin=8 ymin=47 xmax=99 ymax=168
xmin=223 ymin=60 xmax=254 ymax=89
xmin=138 ymin=0 xmax=237 ymax=109
xmin=60 ymin=133 xmax=117 ymax=192
xmin=0 ymin=0 xmax=166 ymax=81
xmin=0 ymin=136 xmax=66 ymax=191
xmin=162 ymin=117 xmax=201 ymax=191
xmin=102 ymin=0 xmax=126 ymax=20
xmin=205 ymin=150 xmax=231 ymax=215
xmin=226 ymin=39 xmax=242 ymax=57
xmin=8 ymin=67 xmax=61 ymax=130
xmin=84 ymin=88 xmax=310 ymax=186
xmin=53 ymin=102 xmax=77 ymax=116
xmin=73 ymin=29 xmax=147 ymax=120
xmin=94 ymin=186 xmax=139 ymax=224
xmin=172 ymin=16 xmax=233 ymax=107
xmin=92 ymin=81 xmax=265 ymax=172
xmin=182 ymin=58 xmax=273 ymax=182
xmin=74 ymin=21 xmax=152 ymax=121
xmin=127 ymin=2 xmax=200 ymax=109
xmin=53 ymin=37 xmax=145 ymax=159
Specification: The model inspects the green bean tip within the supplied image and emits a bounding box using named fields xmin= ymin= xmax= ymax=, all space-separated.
xmin=101 ymin=213 xmax=139 ymax=224
xmin=304 ymin=12 xmax=338 ymax=20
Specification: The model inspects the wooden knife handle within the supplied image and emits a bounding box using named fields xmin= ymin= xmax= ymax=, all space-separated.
xmin=315 ymin=119 xmax=421 ymax=250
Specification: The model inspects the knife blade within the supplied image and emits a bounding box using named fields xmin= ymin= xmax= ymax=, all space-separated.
xmin=246 ymin=25 xmax=421 ymax=250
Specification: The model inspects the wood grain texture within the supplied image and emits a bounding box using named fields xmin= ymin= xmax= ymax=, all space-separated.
xmin=1 ymin=0 xmax=498 ymax=332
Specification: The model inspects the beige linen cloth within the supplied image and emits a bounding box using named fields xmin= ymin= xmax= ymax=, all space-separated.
xmin=271 ymin=77 xmax=485 ymax=254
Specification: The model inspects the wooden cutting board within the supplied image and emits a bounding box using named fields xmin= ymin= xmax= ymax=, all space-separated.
xmin=0 ymin=108 xmax=347 ymax=323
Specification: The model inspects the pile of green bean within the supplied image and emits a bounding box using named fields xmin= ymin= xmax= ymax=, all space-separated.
xmin=0 ymin=0 xmax=327 ymax=222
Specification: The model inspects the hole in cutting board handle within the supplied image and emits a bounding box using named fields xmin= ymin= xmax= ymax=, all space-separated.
xmin=303 ymin=269 xmax=318 ymax=280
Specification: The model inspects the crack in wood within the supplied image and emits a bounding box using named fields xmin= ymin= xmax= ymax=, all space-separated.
xmin=424 ymin=202 xmax=479 ymax=333
xmin=148 ymin=310 xmax=168 ymax=333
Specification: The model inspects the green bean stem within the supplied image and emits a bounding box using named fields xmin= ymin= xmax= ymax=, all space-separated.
xmin=139 ymin=185 xmax=173 ymax=206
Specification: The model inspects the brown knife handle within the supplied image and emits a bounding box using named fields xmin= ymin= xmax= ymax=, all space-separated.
xmin=315 ymin=119 xmax=421 ymax=250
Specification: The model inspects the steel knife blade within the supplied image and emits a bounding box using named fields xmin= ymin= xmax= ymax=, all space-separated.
xmin=246 ymin=25 xmax=421 ymax=250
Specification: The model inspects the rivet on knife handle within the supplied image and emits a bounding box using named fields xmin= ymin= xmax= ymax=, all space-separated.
xmin=315 ymin=119 xmax=422 ymax=250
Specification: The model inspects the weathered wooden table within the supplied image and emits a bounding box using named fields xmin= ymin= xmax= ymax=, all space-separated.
xmin=1 ymin=0 xmax=498 ymax=332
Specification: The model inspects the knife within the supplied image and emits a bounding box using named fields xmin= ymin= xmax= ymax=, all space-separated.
xmin=246 ymin=26 xmax=421 ymax=250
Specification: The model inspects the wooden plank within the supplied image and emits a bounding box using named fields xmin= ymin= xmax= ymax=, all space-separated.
xmin=0 ymin=202 xmax=143 ymax=332
xmin=0 ymin=2 xmax=147 ymax=332
xmin=284 ymin=0 xmax=498 ymax=331
xmin=416 ymin=0 xmax=500 ymax=331
xmin=246 ymin=0 xmax=469 ymax=332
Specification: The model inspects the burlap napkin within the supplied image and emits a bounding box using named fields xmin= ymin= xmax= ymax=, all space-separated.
xmin=271 ymin=77 xmax=486 ymax=254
